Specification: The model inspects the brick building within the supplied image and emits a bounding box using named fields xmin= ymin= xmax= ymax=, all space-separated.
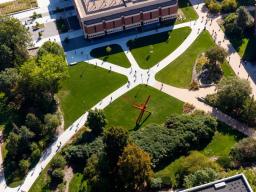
xmin=73 ymin=0 xmax=178 ymax=39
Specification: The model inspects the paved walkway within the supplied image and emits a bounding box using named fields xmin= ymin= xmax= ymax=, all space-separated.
xmin=1 ymin=2 xmax=256 ymax=192
xmin=191 ymin=0 xmax=256 ymax=96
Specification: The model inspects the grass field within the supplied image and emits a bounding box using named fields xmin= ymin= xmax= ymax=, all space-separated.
xmin=177 ymin=0 xmax=198 ymax=24
xmin=104 ymin=85 xmax=183 ymax=131
xmin=202 ymin=122 xmax=244 ymax=159
xmin=156 ymin=31 xmax=234 ymax=88
xmin=58 ymin=62 xmax=127 ymax=129
xmin=127 ymin=27 xmax=191 ymax=69
xmin=69 ymin=173 xmax=87 ymax=192
xmin=90 ymin=44 xmax=131 ymax=68
xmin=221 ymin=61 xmax=235 ymax=77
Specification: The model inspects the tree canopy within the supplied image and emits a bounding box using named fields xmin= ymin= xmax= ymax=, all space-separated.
xmin=0 ymin=16 xmax=31 ymax=70
xmin=87 ymin=109 xmax=107 ymax=135
xmin=117 ymin=143 xmax=153 ymax=192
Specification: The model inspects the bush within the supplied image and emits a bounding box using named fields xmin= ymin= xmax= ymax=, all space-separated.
xmin=131 ymin=114 xmax=217 ymax=168
xmin=150 ymin=177 xmax=163 ymax=189
xmin=183 ymin=103 xmax=195 ymax=114
xmin=51 ymin=155 xmax=66 ymax=169
xmin=184 ymin=168 xmax=219 ymax=188
xmin=159 ymin=151 xmax=221 ymax=188
xmin=51 ymin=168 xmax=64 ymax=184
xmin=230 ymin=137 xmax=256 ymax=164
xmin=64 ymin=137 xmax=104 ymax=165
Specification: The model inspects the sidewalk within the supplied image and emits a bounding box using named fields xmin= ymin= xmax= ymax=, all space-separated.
xmin=190 ymin=0 xmax=256 ymax=96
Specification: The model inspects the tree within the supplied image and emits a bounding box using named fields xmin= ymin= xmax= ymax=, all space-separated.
xmin=236 ymin=6 xmax=254 ymax=31
xmin=51 ymin=168 xmax=64 ymax=184
xmin=207 ymin=0 xmax=221 ymax=13
xmin=25 ymin=113 xmax=42 ymax=135
xmin=84 ymin=154 xmax=103 ymax=191
xmin=215 ymin=77 xmax=251 ymax=116
xmin=20 ymin=53 xmax=68 ymax=94
xmin=105 ymin=46 xmax=112 ymax=54
xmin=224 ymin=13 xmax=242 ymax=36
xmin=117 ymin=144 xmax=153 ymax=192
xmin=87 ymin=109 xmax=107 ymax=135
xmin=184 ymin=168 xmax=219 ymax=188
xmin=0 ymin=16 xmax=31 ymax=70
xmin=30 ymin=142 xmax=41 ymax=164
xmin=43 ymin=113 xmax=60 ymax=136
xmin=19 ymin=159 xmax=30 ymax=175
xmin=0 ymin=68 xmax=21 ymax=95
xmin=103 ymin=126 xmax=128 ymax=168
xmin=37 ymin=41 xmax=65 ymax=59
xmin=202 ymin=46 xmax=227 ymax=82
xmin=221 ymin=0 xmax=237 ymax=13
xmin=230 ymin=137 xmax=256 ymax=164
xmin=205 ymin=46 xmax=227 ymax=65
xmin=6 ymin=132 xmax=20 ymax=157
xmin=51 ymin=155 xmax=66 ymax=169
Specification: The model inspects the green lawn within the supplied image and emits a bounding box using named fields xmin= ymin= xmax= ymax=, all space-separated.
xmin=58 ymin=62 xmax=127 ymax=129
xmin=221 ymin=61 xmax=235 ymax=78
xmin=69 ymin=173 xmax=88 ymax=192
xmin=127 ymin=27 xmax=191 ymax=69
xmin=177 ymin=0 xmax=198 ymax=24
xmin=202 ymin=122 xmax=244 ymax=159
xmin=104 ymin=85 xmax=183 ymax=131
xmin=90 ymin=44 xmax=131 ymax=68
xmin=156 ymin=31 xmax=215 ymax=88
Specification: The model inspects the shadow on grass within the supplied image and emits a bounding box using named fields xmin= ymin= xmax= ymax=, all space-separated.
xmin=217 ymin=121 xmax=245 ymax=140
xmin=127 ymin=30 xmax=173 ymax=49
xmin=228 ymin=30 xmax=256 ymax=62
xmin=90 ymin=44 xmax=124 ymax=59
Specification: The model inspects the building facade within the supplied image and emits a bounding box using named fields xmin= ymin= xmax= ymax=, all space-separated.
xmin=73 ymin=0 xmax=178 ymax=39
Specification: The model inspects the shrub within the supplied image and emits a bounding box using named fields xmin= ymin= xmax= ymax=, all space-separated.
xmin=51 ymin=168 xmax=64 ymax=184
xmin=230 ymin=137 xmax=256 ymax=164
xmin=183 ymin=103 xmax=195 ymax=114
xmin=189 ymin=80 xmax=199 ymax=90
xmin=131 ymin=114 xmax=217 ymax=168
xmin=64 ymin=137 xmax=104 ymax=165
xmin=184 ymin=168 xmax=219 ymax=188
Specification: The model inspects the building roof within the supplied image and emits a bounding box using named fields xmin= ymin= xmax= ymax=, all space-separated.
xmin=180 ymin=174 xmax=253 ymax=192
xmin=73 ymin=0 xmax=177 ymax=25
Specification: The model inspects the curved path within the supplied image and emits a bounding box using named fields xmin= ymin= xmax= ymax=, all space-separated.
xmin=1 ymin=3 xmax=256 ymax=191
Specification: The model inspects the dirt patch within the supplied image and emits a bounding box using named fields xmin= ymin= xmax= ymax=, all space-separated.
xmin=64 ymin=166 xmax=74 ymax=192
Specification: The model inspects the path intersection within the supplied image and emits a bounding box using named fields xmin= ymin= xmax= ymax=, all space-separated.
xmin=1 ymin=1 xmax=256 ymax=192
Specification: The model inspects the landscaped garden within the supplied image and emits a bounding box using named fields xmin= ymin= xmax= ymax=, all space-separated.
xmin=155 ymin=121 xmax=245 ymax=188
xmin=127 ymin=27 xmax=191 ymax=69
xmin=90 ymin=44 xmax=131 ymax=68
xmin=0 ymin=0 xmax=37 ymax=15
xmin=58 ymin=62 xmax=127 ymax=129
xmin=104 ymin=85 xmax=184 ymax=130
xmin=156 ymin=31 xmax=234 ymax=88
